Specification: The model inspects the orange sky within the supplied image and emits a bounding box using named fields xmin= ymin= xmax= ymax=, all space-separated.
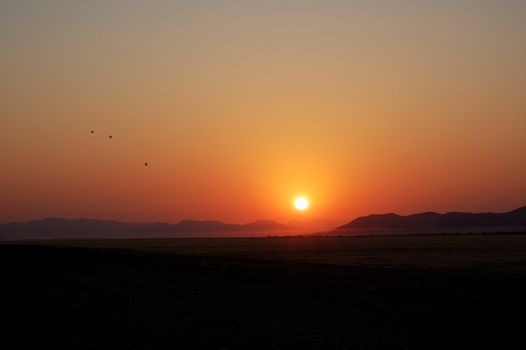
xmin=1 ymin=1 xmax=526 ymax=229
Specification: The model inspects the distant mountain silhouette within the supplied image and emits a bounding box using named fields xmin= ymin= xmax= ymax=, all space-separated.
xmin=335 ymin=206 xmax=526 ymax=235
xmin=0 ymin=218 xmax=294 ymax=241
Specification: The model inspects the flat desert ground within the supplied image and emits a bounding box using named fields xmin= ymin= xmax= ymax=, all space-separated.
xmin=3 ymin=234 xmax=526 ymax=349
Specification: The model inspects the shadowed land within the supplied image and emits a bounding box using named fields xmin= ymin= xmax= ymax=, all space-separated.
xmin=3 ymin=235 xmax=526 ymax=349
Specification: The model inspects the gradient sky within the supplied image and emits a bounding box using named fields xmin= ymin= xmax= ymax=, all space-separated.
xmin=1 ymin=0 xmax=526 ymax=228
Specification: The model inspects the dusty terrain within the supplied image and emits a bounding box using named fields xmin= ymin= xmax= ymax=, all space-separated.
xmin=3 ymin=235 xmax=526 ymax=349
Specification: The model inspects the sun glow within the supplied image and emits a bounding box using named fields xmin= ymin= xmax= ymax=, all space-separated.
xmin=294 ymin=196 xmax=309 ymax=211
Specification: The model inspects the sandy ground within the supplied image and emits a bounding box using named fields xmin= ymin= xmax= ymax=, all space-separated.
xmin=2 ymin=235 xmax=526 ymax=349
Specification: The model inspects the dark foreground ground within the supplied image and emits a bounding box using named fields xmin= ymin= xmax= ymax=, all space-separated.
xmin=2 ymin=235 xmax=526 ymax=349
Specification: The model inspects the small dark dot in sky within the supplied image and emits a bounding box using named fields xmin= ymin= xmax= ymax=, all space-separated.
xmin=109 ymin=135 xmax=112 ymax=139
xmin=145 ymin=162 xmax=148 ymax=166
xmin=91 ymin=130 xmax=94 ymax=134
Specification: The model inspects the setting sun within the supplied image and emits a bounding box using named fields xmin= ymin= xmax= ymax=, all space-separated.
xmin=294 ymin=197 xmax=309 ymax=211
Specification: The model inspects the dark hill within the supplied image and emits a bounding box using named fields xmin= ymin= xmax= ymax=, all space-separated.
xmin=336 ymin=206 xmax=526 ymax=235
xmin=0 ymin=218 xmax=294 ymax=241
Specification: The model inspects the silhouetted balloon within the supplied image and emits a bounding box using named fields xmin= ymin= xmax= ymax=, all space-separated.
xmin=90 ymin=130 xmax=94 ymax=134
xmin=109 ymin=135 xmax=112 ymax=139
xmin=144 ymin=162 xmax=148 ymax=166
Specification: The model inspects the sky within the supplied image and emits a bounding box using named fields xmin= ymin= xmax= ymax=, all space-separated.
xmin=1 ymin=0 xmax=526 ymax=228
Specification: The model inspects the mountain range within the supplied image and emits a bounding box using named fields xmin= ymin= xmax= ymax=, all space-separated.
xmin=0 ymin=218 xmax=294 ymax=240
xmin=335 ymin=205 xmax=526 ymax=235
xmin=2 ymin=205 xmax=526 ymax=240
